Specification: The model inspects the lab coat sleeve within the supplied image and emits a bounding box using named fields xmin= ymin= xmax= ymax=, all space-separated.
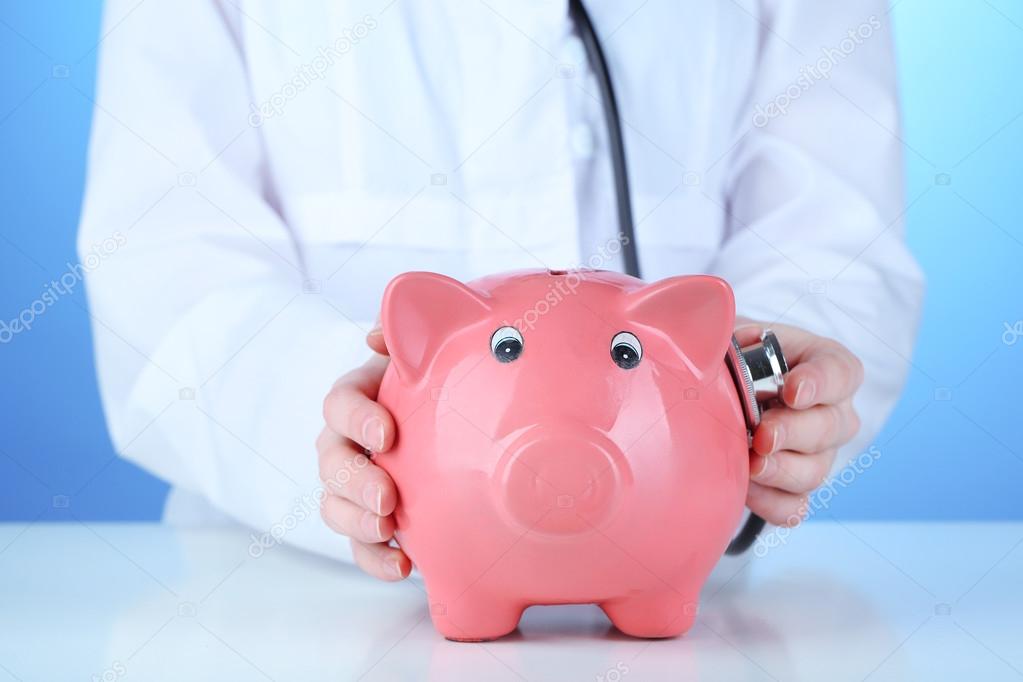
xmin=710 ymin=0 xmax=925 ymax=471
xmin=78 ymin=0 xmax=363 ymax=560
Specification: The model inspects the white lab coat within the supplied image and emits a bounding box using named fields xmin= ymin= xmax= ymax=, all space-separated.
xmin=79 ymin=0 xmax=923 ymax=561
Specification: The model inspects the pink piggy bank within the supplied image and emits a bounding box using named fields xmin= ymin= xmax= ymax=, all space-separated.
xmin=376 ymin=268 xmax=749 ymax=641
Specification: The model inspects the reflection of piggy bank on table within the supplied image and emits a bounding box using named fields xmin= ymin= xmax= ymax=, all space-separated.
xmin=376 ymin=268 xmax=761 ymax=641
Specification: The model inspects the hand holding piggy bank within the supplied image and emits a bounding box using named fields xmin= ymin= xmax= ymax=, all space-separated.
xmin=376 ymin=268 xmax=753 ymax=641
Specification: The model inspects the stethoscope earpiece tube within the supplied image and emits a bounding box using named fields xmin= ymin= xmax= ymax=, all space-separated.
xmin=568 ymin=0 xmax=790 ymax=555
xmin=568 ymin=0 xmax=640 ymax=278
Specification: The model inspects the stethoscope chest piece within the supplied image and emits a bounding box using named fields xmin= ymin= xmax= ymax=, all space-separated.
xmin=725 ymin=330 xmax=789 ymax=441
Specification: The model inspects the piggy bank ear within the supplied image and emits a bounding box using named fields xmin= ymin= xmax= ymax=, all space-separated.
xmin=381 ymin=272 xmax=491 ymax=384
xmin=624 ymin=275 xmax=735 ymax=382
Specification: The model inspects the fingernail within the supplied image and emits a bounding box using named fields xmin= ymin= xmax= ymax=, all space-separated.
xmin=367 ymin=324 xmax=382 ymax=338
xmin=361 ymin=511 xmax=383 ymax=541
xmin=362 ymin=416 xmax=385 ymax=452
xmin=750 ymin=455 xmax=767 ymax=478
xmin=386 ymin=558 xmax=404 ymax=579
xmin=363 ymin=483 xmax=383 ymax=514
xmin=752 ymin=455 xmax=774 ymax=482
xmin=794 ymin=381 xmax=816 ymax=408
xmin=772 ymin=423 xmax=786 ymax=453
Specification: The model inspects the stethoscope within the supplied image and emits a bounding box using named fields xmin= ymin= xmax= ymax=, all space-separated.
xmin=567 ymin=0 xmax=788 ymax=555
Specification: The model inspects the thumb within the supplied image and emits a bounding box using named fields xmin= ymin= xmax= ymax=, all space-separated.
xmin=366 ymin=318 xmax=389 ymax=356
xmin=733 ymin=317 xmax=764 ymax=346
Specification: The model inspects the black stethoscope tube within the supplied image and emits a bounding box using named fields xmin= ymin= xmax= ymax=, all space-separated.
xmin=567 ymin=0 xmax=764 ymax=555
xmin=567 ymin=0 xmax=641 ymax=279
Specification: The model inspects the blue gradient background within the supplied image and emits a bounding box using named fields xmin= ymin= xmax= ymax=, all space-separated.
xmin=1 ymin=1 xmax=1021 ymax=522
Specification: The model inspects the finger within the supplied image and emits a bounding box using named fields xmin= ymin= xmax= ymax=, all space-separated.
xmin=351 ymin=539 xmax=412 ymax=581
xmin=752 ymin=402 xmax=860 ymax=455
xmin=320 ymin=495 xmax=395 ymax=543
xmin=733 ymin=319 xmax=764 ymax=346
xmin=318 ymin=435 xmax=398 ymax=515
xmin=322 ymin=355 xmax=395 ymax=453
xmin=367 ymin=318 xmax=388 ymax=356
xmin=750 ymin=449 xmax=836 ymax=494
xmin=782 ymin=340 xmax=864 ymax=409
xmin=746 ymin=482 xmax=809 ymax=527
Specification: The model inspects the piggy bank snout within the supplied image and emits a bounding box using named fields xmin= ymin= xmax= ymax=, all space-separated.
xmin=496 ymin=427 xmax=628 ymax=535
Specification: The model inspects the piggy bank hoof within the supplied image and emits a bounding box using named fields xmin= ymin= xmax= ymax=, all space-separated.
xmin=601 ymin=594 xmax=698 ymax=639
xmin=442 ymin=633 xmax=514 ymax=643
xmin=430 ymin=599 xmax=524 ymax=642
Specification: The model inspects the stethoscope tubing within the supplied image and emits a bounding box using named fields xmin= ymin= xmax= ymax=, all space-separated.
xmin=567 ymin=0 xmax=765 ymax=555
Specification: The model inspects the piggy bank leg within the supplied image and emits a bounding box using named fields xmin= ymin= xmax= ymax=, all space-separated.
xmin=428 ymin=592 xmax=525 ymax=642
xmin=600 ymin=591 xmax=698 ymax=639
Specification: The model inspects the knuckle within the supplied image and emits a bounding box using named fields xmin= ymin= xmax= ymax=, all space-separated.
xmin=317 ymin=449 xmax=336 ymax=483
xmin=351 ymin=542 xmax=374 ymax=572
xmin=322 ymin=385 xmax=347 ymax=425
xmin=831 ymin=341 xmax=863 ymax=386
xmin=758 ymin=508 xmax=781 ymax=526
xmin=814 ymin=337 xmax=844 ymax=362
xmin=786 ymin=459 xmax=819 ymax=494
xmin=821 ymin=339 xmax=863 ymax=386
xmin=784 ymin=497 xmax=809 ymax=526
xmin=789 ymin=463 xmax=815 ymax=493
xmin=820 ymin=404 xmax=844 ymax=449
xmin=771 ymin=506 xmax=798 ymax=527
xmin=315 ymin=428 xmax=330 ymax=452
xmin=320 ymin=498 xmax=345 ymax=532
xmin=319 ymin=447 xmax=355 ymax=492
xmin=849 ymin=353 xmax=865 ymax=388
xmin=847 ymin=407 xmax=862 ymax=441
xmin=319 ymin=498 xmax=334 ymax=522
xmin=324 ymin=370 xmax=368 ymax=425
xmin=321 ymin=392 xmax=335 ymax=424
xmin=820 ymin=337 xmax=843 ymax=354
xmin=812 ymin=454 xmax=833 ymax=488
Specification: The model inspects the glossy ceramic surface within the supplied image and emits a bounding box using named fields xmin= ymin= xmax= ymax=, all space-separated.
xmin=376 ymin=269 xmax=748 ymax=640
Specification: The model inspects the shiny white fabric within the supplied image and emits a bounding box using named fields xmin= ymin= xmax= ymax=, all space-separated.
xmin=80 ymin=0 xmax=923 ymax=559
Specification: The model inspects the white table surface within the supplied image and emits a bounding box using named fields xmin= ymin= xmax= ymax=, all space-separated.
xmin=0 ymin=521 xmax=1020 ymax=682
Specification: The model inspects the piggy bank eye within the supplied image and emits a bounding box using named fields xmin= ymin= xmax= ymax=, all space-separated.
xmin=610 ymin=331 xmax=642 ymax=369
xmin=491 ymin=326 xmax=524 ymax=363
